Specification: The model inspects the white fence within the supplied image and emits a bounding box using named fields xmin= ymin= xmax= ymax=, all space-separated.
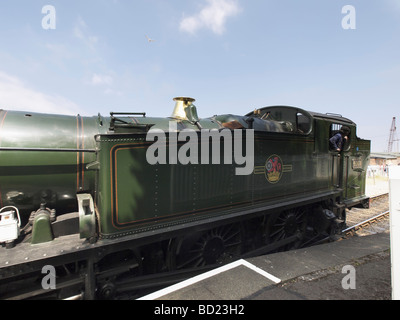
xmin=368 ymin=165 xmax=389 ymax=178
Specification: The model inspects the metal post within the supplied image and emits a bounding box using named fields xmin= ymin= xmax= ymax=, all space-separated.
xmin=390 ymin=166 xmax=400 ymax=300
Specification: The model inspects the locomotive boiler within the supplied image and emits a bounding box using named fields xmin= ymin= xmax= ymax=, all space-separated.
xmin=0 ymin=97 xmax=370 ymax=299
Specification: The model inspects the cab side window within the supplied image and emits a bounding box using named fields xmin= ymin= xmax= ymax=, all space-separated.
xmin=296 ymin=112 xmax=311 ymax=134
xmin=267 ymin=108 xmax=312 ymax=134
xmin=329 ymin=123 xmax=351 ymax=151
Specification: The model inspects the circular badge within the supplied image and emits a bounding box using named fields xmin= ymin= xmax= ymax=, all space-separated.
xmin=265 ymin=155 xmax=283 ymax=184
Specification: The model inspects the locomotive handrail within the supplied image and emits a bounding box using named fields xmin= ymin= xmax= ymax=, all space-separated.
xmin=0 ymin=147 xmax=97 ymax=153
xmin=109 ymin=112 xmax=152 ymax=131
xmin=110 ymin=123 xmax=154 ymax=130
xmin=110 ymin=112 xmax=146 ymax=117
xmin=326 ymin=112 xmax=343 ymax=117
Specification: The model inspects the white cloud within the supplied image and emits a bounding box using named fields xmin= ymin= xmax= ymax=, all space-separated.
xmin=74 ymin=17 xmax=99 ymax=49
xmin=88 ymin=73 xmax=122 ymax=95
xmin=0 ymin=71 xmax=80 ymax=115
xmin=104 ymin=88 xmax=122 ymax=96
xmin=180 ymin=0 xmax=241 ymax=35
xmin=91 ymin=73 xmax=113 ymax=86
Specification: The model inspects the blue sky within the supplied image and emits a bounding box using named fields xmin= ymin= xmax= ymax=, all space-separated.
xmin=0 ymin=0 xmax=399 ymax=152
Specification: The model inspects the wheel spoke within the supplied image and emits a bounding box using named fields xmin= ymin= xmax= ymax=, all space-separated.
xmin=265 ymin=208 xmax=309 ymax=252
xmin=168 ymin=223 xmax=243 ymax=271
xmin=177 ymin=253 xmax=204 ymax=269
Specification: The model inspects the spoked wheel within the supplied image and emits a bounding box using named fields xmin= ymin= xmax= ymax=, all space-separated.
xmin=167 ymin=223 xmax=243 ymax=271
xmin=95 ymin=249 xmax=143 ymax=300
xmin=264 ymin=208 xmax=308 ymax=252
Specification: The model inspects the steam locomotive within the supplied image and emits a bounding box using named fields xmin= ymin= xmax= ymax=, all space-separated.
xmin=0 ymin=97 xmax=370 ymax=299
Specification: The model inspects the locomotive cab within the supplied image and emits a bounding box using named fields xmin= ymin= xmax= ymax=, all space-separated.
xmin=310 ymin=112 xmax=370 ymax=208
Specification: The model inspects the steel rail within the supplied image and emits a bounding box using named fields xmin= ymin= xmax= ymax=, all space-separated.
xmin=342 ymin=210 xmax=390 ymax=234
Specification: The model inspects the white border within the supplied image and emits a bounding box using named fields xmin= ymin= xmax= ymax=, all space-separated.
xmin=137 ymin=259 xmax=281 ymax=300
xmin=390 ymin=166 xmax=400 ymax=300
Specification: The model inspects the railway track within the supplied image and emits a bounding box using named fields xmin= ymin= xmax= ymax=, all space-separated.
xmin=342 ymin=193 xmax=390 ymax=237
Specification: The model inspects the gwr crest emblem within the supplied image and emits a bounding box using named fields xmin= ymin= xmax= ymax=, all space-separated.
xmin=265 ymin=155 xmax=283 ymax=184
xmin=252 ymin=155 xmax=293 ymax=182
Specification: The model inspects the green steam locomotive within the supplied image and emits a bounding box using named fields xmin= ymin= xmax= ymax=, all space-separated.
xmin=0 ymin=97 xmax=370 ymax=299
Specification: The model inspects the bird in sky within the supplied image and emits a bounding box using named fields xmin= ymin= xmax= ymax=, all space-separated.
xmin=145 ymin=35 xmax=155 ymax=43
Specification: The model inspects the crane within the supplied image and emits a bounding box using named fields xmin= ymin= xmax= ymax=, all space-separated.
xmin=388 ymin=117 xmax=399 ymax=153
